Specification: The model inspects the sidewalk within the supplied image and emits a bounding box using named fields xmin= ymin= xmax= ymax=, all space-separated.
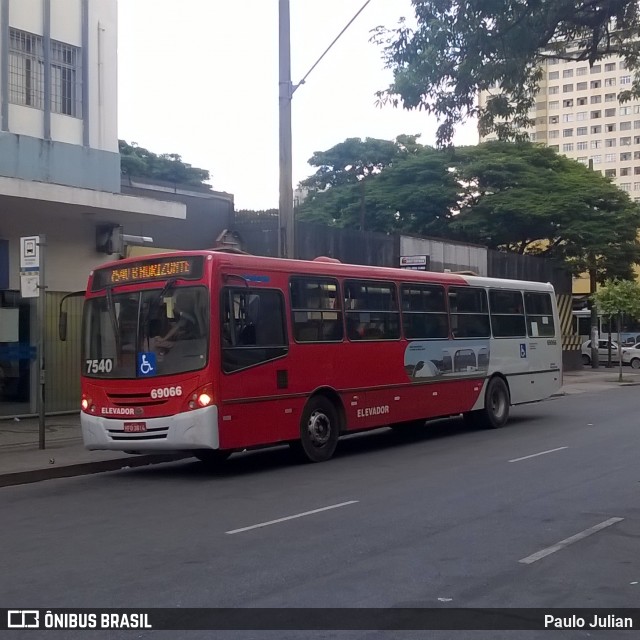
xmin=1 ymin=367 xmax=639 ymax=488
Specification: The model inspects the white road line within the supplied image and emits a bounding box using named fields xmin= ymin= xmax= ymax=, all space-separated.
xmin=519 ymin=517 xmax=624 ymax=565
xmin=509 ymin=446 xmax=568 ymax=463
xmin=226 ymin=501 xmax=359 ymax=535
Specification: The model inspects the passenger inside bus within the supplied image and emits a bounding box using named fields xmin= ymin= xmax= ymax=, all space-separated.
xmin=154 ymin=293 xmax=199 ymax=356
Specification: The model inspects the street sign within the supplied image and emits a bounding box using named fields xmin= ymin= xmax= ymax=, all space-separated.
xmin=20 ymin=236 xmax=40 ymax=270
xmin=400 ymin=255 xmax=430 ymax=270
xmin=20 ymin=273 xmax=40 ymax=298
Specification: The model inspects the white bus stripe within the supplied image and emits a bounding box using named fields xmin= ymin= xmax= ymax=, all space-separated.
xmin=226 ymin=501 xmax=359 ymax=535
xmin=509 ymin=447 xmax=568 ymax=463
xmin=519 ymin=517 xmax=624 ymax=564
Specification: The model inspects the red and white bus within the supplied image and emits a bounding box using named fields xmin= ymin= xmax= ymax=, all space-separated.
xmin=77 ymin=250 xmax=562 ymax=463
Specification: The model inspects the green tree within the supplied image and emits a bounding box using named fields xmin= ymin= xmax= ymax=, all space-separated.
xmin=300 ymin=135 xmax=424 ymax=230
xmin=374 ymin=1 xmax=640 ymax=145
xmin=450 ymin=142 xmax=640 ymax=283
xmin=119 ymin=140 xmax=210 ymax=185
xmin=592 ymin=279 xmax=640 ymax=380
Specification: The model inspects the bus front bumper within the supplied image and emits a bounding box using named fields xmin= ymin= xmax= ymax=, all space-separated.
xmin=80 ymin=405 xmax=220 ymax=452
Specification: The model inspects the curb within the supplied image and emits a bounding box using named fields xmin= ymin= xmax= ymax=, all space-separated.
xmin=0 ymin=453 xmax=192 ymax=489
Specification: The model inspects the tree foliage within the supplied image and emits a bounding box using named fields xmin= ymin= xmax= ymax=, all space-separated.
xmin=298 ymin=138 xmax=640 ymax=279
xmin=592 ymin=278 xmax=640 ymax=319
xmin=119 ymin=140 xmax=210 ymax=185
xmin=374 ymin=1 xmax=640 ymax=145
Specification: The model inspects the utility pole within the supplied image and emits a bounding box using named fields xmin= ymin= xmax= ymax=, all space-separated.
xmin=279 ymin=0 xmax=294 ymax=259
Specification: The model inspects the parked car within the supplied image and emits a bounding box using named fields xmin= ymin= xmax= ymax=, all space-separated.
xmin=581 ymin=339 xmax=621 ymax=365
xmin=622 ymin=342 xmax=640 ymax=369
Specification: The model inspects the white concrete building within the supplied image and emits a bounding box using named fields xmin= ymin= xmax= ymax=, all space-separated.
xmin=479 ymin=53 xmax=640 ymax=201
xmin=0 ymin=0 xmax=187 ymax=416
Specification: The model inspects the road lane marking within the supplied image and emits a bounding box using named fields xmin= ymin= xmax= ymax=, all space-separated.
xmin=226 ymin=501 xmax=359 ymax=535
xmin=519 ymin=517 xmax=624 ymax=564
xmin=509 ymin=447 xmax=568 ymax=463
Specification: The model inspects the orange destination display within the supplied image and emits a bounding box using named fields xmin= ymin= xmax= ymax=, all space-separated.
xmin=91 ymin=256 xmax=203 ymax=290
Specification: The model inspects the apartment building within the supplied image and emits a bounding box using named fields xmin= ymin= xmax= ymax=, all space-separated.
xmin=479 ymin=53 xmax=640 ymax=201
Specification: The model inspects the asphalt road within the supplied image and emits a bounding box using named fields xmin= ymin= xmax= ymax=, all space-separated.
xmin=2 ymin=388 xmax=639 ymax=639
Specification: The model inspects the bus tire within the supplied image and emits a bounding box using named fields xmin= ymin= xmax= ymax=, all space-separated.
xmin=479 ymin=376 xmax=510 ymax=429
xmin=292 ymin=395 xmax=339 ymax=463
xmin=582 ymin=354 xmax=591 ymax=366
xmin=193 ymin=449 xmax=231 ymax=466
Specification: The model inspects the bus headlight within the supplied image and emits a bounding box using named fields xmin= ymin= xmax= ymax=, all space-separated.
xmin=188 ymin=385 xmax=214 ymax=410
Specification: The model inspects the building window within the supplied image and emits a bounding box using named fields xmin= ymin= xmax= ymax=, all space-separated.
xmin=562 ymin=113 xmax=574 ymax=122
xmin=604 ymin=77 xmax=616 ymax=87
xmin=562 ymin=143 xmax=574 ymax=152
xmin=590 ymin=95 xmax=602 ymax=104
xmin=577 ymin=141 xmax=588 ymax=151
xmin=606 ymin=123 xmax=616 ymax=132
xmin=548 ymin=58 xmax=559 ymax=65
xmin=620 ymin=183 xmax=632 ymax=192
xmin=576 ymin=111 xmax=587 ymax=121
xmin=549 ymin=145 xmax=560 ymax=151
xmin=590 ymin=65 xmax=602 ymax=74
xmin=576 ymin=82 xmax=588 ymax=91
xmin=605 ymin=62 xmax=616 ymax=72
xmin=605 ymin=153 xmax=616 ymax=162
xmin=605 ymin=93 xmax=616 ymax=102
xmin=548 ymin=71 xmax=559 ymax=80
xmin=621 ymin=75 xmax=632 ymax=85
xmin=620 ymin=137 xmax=632 ymax=146
xmin=562 ymin=84 xmax=573 ymax=92
xmin=635 ymin=106 xmax=640 ymax=114
xmin=548 ymin=115 xmax=559 ymax=124
xmin=620 ymin=106 xmax=632 ymax=115
xmin=577 ymin=127 xmax=587 ymax=135
xmin=619 ymin=121 xmax=631 ymax=130
xmin=635 ymin=136 xmax=640 ymax=144
xmin=590 ymin=125 xmax=601 ymax=134
xmin=8 ymin=28 xmax=81 ymax=117
xmin=562 ymin=99 xmax=573 ymax=108
xmin=549 ymin=100 xmax=559 ymax=109
xmin=591 ymin=110 xmax=601 ymax=119
xmin=51 ymin=41 xmax=81 ymax=116
xmin=605 ymin=169 xmax=617 ymax=177
xmin=590 ymin=155 xmax=602 ymax=164
xmin=635 ymin=121 xmax=640 ymax=129
xmin=621 ymin=167 xmax=631 ymax=176
xmin=548 ymin=130 xmax=559 ymax=139
xmin=634 ymin=182 xmax=640 ymax=191
xmin=621 ymin=152 xmax=632 ymax=161
xmin=548 ymin=86 xmax=559 ymax=94
xmin=635 ymin=152 xmax=640 ymax=160
xmin=590 ymin=80 xmax=601 ymax=89
xmin=577 ymin=97 xmax=588 ymax=106
xmin=9 ymin=29 xmax=44 ymax=109
xmin=604 ymin=108 xmax=616 ymax=117
xmin=605 ymin=138 xmax=616 ymax=147
xmin=591 ymin=140 xmax=602 ymax=149
xmin=562 ymin=69 xmax=573 ymax=78
xmin=634 ymin=165 xmax=640 ymax=173
xmin=563 ymin=128 xmax=573 ymax=137
xmin=576 ymin=66 xmax=588 ymax=76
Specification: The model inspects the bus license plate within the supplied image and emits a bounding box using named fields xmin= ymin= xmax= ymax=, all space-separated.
xmin=124 ymin=422 xmax=147 ymax=433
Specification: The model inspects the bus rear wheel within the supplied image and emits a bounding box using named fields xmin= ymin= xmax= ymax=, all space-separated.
xmin=291 ymin=396 xmax=339 ymax=463
xmin=193 ymin=449 xmax=231 ymax=467
xmin=464 ymin=377 xmax=510 ymax=429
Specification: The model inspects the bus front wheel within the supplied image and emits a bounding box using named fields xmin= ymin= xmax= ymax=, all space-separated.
xmin=291 ymin=396 xmax=339 ymax=463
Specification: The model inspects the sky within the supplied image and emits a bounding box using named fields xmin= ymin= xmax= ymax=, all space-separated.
xmin=118 ymin=0 xmax=478 ymax=210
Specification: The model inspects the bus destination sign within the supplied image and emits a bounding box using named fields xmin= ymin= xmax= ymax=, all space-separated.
xmin=92 ymin=256 xmax=204 ymax=290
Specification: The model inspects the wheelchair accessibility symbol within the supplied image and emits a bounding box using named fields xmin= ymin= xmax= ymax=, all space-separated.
xmin=520 ymin=343 xmax=527 ymax=358
xmin=137 ymin=352 xmax=157 ymax=376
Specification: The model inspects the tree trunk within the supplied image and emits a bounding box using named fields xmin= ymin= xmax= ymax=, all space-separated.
xmin=589 ymin=265 xmax=599 ymax=369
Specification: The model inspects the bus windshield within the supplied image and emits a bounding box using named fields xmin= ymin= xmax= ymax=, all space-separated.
xmin=82 ymin=286 xmax=209 ymax=378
